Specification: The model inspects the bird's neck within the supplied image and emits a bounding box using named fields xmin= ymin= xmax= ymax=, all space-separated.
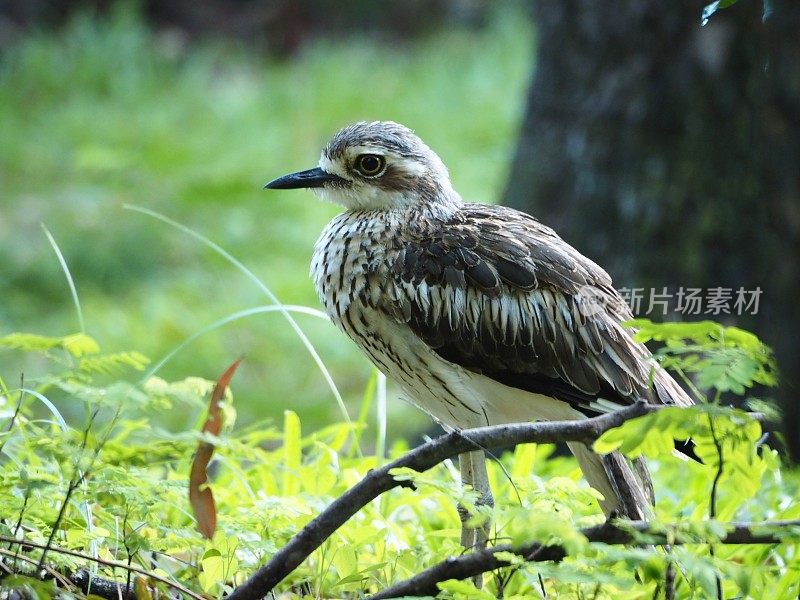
xmin=347 ymin=187 xmax=462 ymax=226
xmin=414 ymin=189 xmax=463 ymax=223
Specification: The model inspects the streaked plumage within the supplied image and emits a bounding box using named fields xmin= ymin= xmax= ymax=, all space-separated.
xmin=267 ymin=121 xmax=693 ymax=519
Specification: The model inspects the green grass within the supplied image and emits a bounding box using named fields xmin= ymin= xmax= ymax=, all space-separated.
xmin=0 ymin=3 xmax=535 ymax=437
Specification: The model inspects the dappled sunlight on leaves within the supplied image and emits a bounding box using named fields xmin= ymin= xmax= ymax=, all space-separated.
xmin=0 ymin=319 xmax=797 ymax=598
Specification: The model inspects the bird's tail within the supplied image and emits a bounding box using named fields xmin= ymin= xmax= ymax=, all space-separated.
xmin=567 ymin=442 xmax=653 ymax=520
xmin=567 ymin=363 xmax=692 ymax=519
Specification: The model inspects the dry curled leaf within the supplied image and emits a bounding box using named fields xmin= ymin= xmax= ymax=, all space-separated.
xmin=189 ymin=358 xmax=242 ymax=539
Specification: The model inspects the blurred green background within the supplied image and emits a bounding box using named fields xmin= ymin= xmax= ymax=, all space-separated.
xmin=0 ymin=2 xmax=534 ymax=440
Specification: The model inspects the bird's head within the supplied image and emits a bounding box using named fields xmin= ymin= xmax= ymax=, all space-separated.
xmin=265 ymin=121 xmax=454 ymax=211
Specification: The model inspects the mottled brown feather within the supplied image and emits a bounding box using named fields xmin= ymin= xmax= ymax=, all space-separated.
xmin=376 ymin=203 xmax=675 ymax=416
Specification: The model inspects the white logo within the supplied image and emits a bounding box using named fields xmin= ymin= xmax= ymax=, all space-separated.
xmin=576 ymin=285 xmax=607 ymax=317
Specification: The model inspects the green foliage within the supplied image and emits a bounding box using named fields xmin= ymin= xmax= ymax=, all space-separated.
xmin=629 ymin=318 xmax=777 ymax=394
xmin=0 ymin=332 xmax=100 ymax=357
xmin=1 ymin=320 xmax=798 ymax=598
xmin=595 ymin=405 xmax=768 ymax=511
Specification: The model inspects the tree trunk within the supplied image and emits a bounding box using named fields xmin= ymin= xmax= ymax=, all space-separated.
xmin=504 ymin=0 xmax=800 ymax=459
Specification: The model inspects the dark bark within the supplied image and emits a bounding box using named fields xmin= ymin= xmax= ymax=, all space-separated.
xmin=504 ymin=0 xmax=800 ymax=459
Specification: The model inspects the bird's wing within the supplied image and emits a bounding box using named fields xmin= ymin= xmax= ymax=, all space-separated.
xmin=375 ymin=203 xmax=689 ymax=416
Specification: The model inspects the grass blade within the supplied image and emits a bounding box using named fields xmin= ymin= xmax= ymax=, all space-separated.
xmin=20 ymin=387 xmax=69 ymax=432
xmin=123 ymin=205 xmax=360 ymax=454
xmin=143 ymin=305 xmax=330 ymax=381
xmin=41 ymin=224 xmax=85 ymax=333
xmin=282 ymin=410 xmax=301 ymax=497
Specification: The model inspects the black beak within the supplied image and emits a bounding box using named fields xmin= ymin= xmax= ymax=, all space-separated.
xmin=264 ymin=167 xmax=342 ymax=190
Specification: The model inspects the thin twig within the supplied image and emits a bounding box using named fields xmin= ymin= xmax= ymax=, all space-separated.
xmin=368 ymin=519 xmax=800 ymax=599
xmin=0 ymin=547 xmax=74 ymax=590
xmin=707 ymin=414 xmax=724 ymax=600
xmin=0 ymin=547 xmax=131 ymax=600
xmin=0 ymin=534 xmax=205 ymax=600
xmin=10 ymin=487 xmax=30 ymax=556
xmin=38 ymin=410 xmax=99 ymax=570
xmin=118 ymin=507 xmax=134 ymax=599
xmin=0 ymin=377 xmax=25 ymax=454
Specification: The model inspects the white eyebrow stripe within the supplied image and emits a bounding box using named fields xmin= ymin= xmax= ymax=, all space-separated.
xmin=318 ymin=154 xmax=349 ymax=179
xmin=390 ymin=155 xmax=426 ymax=177
xmin=349 ymin=145 xmax=387 ymax=156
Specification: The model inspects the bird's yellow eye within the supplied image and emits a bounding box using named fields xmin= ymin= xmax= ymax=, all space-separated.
xmin=354 ymin=154 xmax=386 ymax=177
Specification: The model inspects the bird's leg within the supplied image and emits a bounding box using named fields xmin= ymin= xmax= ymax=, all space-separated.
xmin=458 ymin=450 xmax=493 ymax=586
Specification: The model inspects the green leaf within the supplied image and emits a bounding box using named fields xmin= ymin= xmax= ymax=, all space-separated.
xmin=507 ymin=509 xmax=587 ymax=555
xmin=0 ymin=332 xmax=62 ymax=352
xmin=79 ymin=351 xmax=150 ymax=374
xmin=626 ymin=319 xmax=720 ymax=345
xmin=437 ymin=579 xmax=496 ymax=599
xmin=282 ymin=409 xmax=302 ymax=496
xmin=1 ymin=575 xmax=58 ymax=600
xmin=680 ymin=554 xmax=723 ymax=597
xmin=627 ymin=319 xmax=777 ymax=395
xmin=594 ymin=405 xmax=763 ymax=467
xmin=744 ymin=397 xmax=781 ymax=422
xmin=494 ymin=550 xmax=524 ymax=565
xmin=594 ymin=406 xmax=683 ymax=457
xmin=702 ymin=0 xmax=740 ymax=26
xmin=198 ymin=555 xmax=225 ymax=592
xmin=510 ymin=443 xmax=537 ymax=482
xmin=62 ymin=333 xmax=100 ymax=356
xmin=332 ymin=543 xmax=358 ymax=578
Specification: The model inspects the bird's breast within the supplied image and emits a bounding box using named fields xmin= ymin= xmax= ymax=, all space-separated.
xmin=311 ymin=212 xmax=398 ymax=324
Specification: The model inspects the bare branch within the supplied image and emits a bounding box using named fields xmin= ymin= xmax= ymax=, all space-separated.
xmin=0 ymin=534 xmax=205 ymax=600
xmin=0 ymin=546 xmax=132 ymax=600
xmin=0 ymin=547 xmax=75 ymax=591
xmin=228 ymin=403 xmax=657 ymax=600
xmin=228 ymin=403 xmax=775 ymax=600
xmin=70 ymin=569 xmax=134 ymax=600
xmin=369 ymin=519 xmax=800 ymax=599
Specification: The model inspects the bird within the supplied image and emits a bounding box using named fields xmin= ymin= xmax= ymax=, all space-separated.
xmin=265 ymin=120 xmax=693 ymax=532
